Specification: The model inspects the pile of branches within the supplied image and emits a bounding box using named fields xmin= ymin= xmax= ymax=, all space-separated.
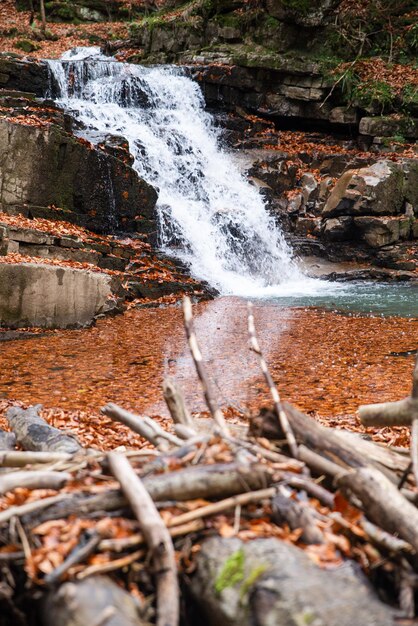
xmin=1 ymin=297 xmax=418 ymax=625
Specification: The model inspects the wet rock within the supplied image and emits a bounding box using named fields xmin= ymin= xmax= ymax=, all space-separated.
xmin=265 ymin=0 xmax=335 ymax=26
xmin=0 ymin=117 xmax=158 ymax=236
xmin=294 ymin=216 xmax=321 ymax=236
xmin=0 ymin=263 xmax=120 ymax=329
xmin=301 ymin=172 xmax=318 ymax=206
xmin=189 ymin=536 xmax=396 ymax=626
xmin=323 ymin=161 xmax=404 ymax=217
xmin=0 ymin=57 xmax=49 ymax=97
xmin=354 ymin=216 xmax=411 ymax=248
xmin=323 ymin=216 xmax=354 ymax=241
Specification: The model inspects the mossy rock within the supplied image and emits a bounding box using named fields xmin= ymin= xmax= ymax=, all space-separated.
xmin=15 ymin=39 xmax=40 ymax=53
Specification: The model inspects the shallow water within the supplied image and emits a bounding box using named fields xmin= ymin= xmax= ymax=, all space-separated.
xmin=1 ymin=297 xmax=416 ymax=420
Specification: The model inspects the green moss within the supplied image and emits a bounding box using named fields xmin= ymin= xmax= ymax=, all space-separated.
xmin=15 ymin=39 xmax=40 ymax=53
xmin=214 ymin=549 xmax=245 ymax=594
xmin=239 ymin=564 xmax=268 ymax=599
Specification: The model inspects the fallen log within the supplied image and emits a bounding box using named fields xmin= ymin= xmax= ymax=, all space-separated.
xmin=337 ymin=466 xmax=418 ymax=553
xmin=108 ymin=452 xmax=179 ymax=626
xmin=43 ymin=576 xmax=145 ymax=626
xmin=251 ymin=404 xmax=367 ymax=469
xmin=6 ymin=405 xmax=82 ymax=454
xmin=20 ymin=462 xmax=273 ymax=527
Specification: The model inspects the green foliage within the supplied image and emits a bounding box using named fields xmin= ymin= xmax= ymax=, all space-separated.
xmin=353 ymin=80 xmax=396 ymax=112
xmin=214 ymin=549 xmax=245 ymax=594
xmin=402 ymin=83 xmax=418 ymax=108
xmin=280 ymin=0 xmax=311 ymax=15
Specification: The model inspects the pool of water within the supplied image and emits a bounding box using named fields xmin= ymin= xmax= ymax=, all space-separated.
xmin=265 ymin=281 xmax=418 ymax=317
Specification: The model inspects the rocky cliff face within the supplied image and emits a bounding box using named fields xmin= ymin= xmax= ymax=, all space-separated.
xmin=0 ymin=61 xmax=158 ymax=237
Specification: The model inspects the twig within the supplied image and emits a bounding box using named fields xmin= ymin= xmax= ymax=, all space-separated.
xmin=44 ymin=531 xmax=102 ymax=586
xmin=247 ymin=303 xmax=298 ymax=458
xmin=166 ymin=487 xmax=277 ymax=528
xmin=108 ymin=452 xmax=179 ymax=626
xmin=0 ymin=494 xmax=68 ymax=526
xmin=182 ymin=296 xmax=229 ymax=437
xmin=77 ymin=549 xmax=145 ymax=580
xmin=98 ymin=519 xmax=204 ymax=553
xmin=101 ymin=403 xmax=183 ymax=449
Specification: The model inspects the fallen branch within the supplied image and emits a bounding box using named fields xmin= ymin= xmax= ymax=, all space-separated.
xmin=99 ymin=519 xmax=204 ymax=553
xmin=23 ymin=462 xmax=274 ymax=527
xmin=163 ymin=377 xmax=194 ymax=429
xmin=108 ymin=452 xmax=179 ymax=626
xmin=0 ymin=451 xmax=73 ymax=467
xmin=247 ymin=303 xmax=298 ymax=459
xmin=101 ymin=403 xmax=183 ymax=449
xmin=44 ymin=531 xmax=102 ymax=586
xmin=0 ymin=470 xmax=70 ymax=495
xmin=166 ymin=486 xmax=277 ymax=528
xmin=359 ymin=353 xmax=418 ymax=427
xmin=338 ymin=466 xmax=418 ymax=552
xmin=183 ymin=296 xmax=229 ymax=437
xmin=272 ymin=487 xmax=324 ymax=544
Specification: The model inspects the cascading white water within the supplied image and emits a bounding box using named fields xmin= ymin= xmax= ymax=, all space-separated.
xmin=47 ymin=47 xmax=320 ymax=296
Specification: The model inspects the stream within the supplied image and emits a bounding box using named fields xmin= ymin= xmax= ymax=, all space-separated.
xmin=2 ymin=48 xmax=417 ymax=426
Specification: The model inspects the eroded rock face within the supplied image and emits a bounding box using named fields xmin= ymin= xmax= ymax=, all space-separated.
xmin=0 ymin=117 xmax=158 ymax=236
xmin=189 ymin=537 xmax=396 ymax=626
xmin=0 ymin=263 xmax=119 ymax=328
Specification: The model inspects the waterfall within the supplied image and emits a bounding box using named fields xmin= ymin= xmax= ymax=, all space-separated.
xmin=47 ymin=47 xmax=315 ymax=297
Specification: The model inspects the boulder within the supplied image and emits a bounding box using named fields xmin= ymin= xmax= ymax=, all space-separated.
xmin=354 ymin=216 xmax=411 ymax=248
xmin=322 ymin=216 xmax=354 ymax=241
xmin=323 ymin=161 xmax=404 ymax=217
xmin=0 ymin=118 xmax=157 ymax=235
xmin=0 ymin=57 xmax=49 ymax=97
xmin=189 ymin=537 xmax=396 ymax=626
xmin=359 ymin=116 xmax=418 ymax=139
xmin=0 ymin=263 xmax=119 ymax=328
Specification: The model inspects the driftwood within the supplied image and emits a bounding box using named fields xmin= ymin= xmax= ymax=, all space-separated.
xmin=247 ymin=303 xmax=298 ymax=459
xmin=251 ymin=404 xmax=367 ymax=469
xmin=43 ymin=576 xmax=145 ymax=626
xmin=44 ymin=531 xmax=102 ymax=586
xmin=359 ymin=353 xmax=418 ymax=427
xmin=163 ymin=377 xmax=194 ymax=429
xmin=108 ymin=452 xmax=179 ymax=626
xmin=20 ymin=462 xmax=273 ymax=527
xmin=0 ymin=470 xmax=70 ymax=495
xmin=6 ymin=405 xmax=82 ymax=454
xmin=183 ymin=296 xmax=229 ymax=437
xmin=0 ymin=450 xmax=73 ymax=467
xmin=101 ymin=403 xmax=183 ymax=449
xmin=338 ymin=466 xmax=418 ymax=553
xmin=272 ymin=489 xmax=324 ymax=545
xmin=0 ymin=430 xmax=16 ymax=451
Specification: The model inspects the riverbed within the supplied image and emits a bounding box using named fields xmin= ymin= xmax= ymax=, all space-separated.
xmin=1 ymin=297 xmax=416 ymax=427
